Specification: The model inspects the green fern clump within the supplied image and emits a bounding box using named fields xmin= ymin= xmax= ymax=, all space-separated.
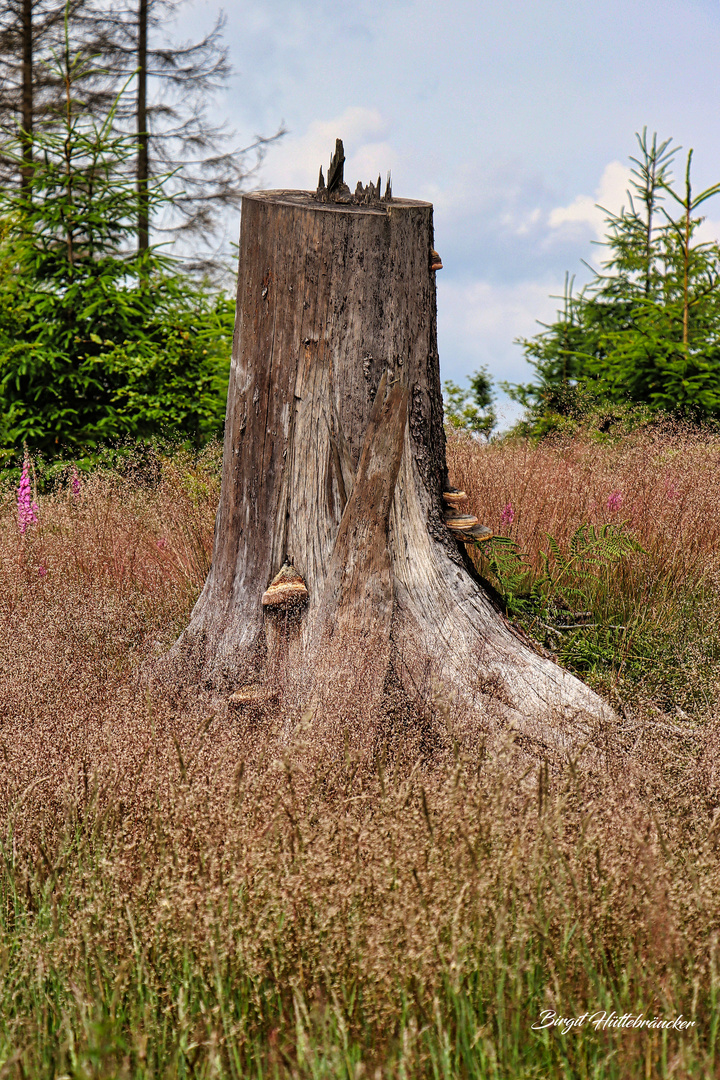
xmin=477 ymin=522 xmax=644 ymax=617
xmin=474 ymin=519 xmax=720 ymax=708
xmin=475 ymin=523 xmax=649 ymax=681
xmin=541 ymin=522 xmax=646 ymax=600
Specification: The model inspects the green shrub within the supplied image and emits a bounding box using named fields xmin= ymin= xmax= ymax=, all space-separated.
xmin=0 ymin=27 xmax=233 ymax=461
xmin=507 ymin=131 xmax=720 ymax=432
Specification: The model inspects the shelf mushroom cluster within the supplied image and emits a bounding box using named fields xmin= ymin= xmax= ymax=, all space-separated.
xmin=443 ymin=488 xmax=493 ymax=543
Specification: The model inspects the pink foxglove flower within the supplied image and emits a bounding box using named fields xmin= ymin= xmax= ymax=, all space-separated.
xmin=500 ymin=501 xmax=514 ymax=526
xmin=71 ymin=467 xmax=81 ymax=498
xmin=17 ymin=459 xmax=38 ymax=535
xmin=606 ymin=491 xmax=623 ymax=513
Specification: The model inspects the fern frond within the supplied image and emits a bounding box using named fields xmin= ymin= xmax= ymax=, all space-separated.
xmin=569 ymin=524 xmax=588 ymax=557
xmin=546 ymin=534 xmax=563 ymax=561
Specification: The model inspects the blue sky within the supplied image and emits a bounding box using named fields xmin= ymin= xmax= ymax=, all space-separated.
xmin=175 ymin=0 xmax=720 ymax=427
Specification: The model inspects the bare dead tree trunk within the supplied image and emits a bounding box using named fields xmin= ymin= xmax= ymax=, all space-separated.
xmin=20 ymin=0 xmax=33 ymax=196
xmin=171 ymin=167 xmax=613 ymax=761
xmin=136 ymin=0 xmax=148 ymax=253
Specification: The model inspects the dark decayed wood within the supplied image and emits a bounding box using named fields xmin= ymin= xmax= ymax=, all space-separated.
xmin=171 ymin=187 xmax=613 ymax=759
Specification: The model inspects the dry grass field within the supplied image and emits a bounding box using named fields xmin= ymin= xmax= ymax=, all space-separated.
xmin=1 ymin=427 xmax=720 ymax=1078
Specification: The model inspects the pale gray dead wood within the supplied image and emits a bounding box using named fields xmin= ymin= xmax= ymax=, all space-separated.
xmin=304 ymin=371 xmax=408 ymax=725
xmin=316 ymin=138 xmax=389 ymax=207
xmin=167 ymin=147 xmax=615 ymax=763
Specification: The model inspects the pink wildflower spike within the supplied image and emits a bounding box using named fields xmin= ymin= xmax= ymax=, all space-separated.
xmin=71 ymin=467 xmax=81 ymax=497
xmin=607 ymin=491 xmax=623 ymax=513
xmin=17 ymin=459 xmax=38 ymax=535
xmin=500 ymin=502 xmax=514 ymax=527
xmin=38 ymin=565 xmax=47 ymax=577
xmin=665 ymin=482 xmax=679 ymax=501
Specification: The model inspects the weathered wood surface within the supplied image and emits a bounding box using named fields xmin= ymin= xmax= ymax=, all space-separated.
xmin=171 ymin=188 xmax=613 ymax=759
xmin=305 ymin=371 xmax=408 ymax=725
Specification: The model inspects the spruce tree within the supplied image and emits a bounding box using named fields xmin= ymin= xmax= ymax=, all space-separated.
xmin=443 ymin=366 xmax=497 ymax=438
xmin=0 ymin=0 xmax=283 ymax=264
xmin=0 ymin=20 xmax=233 ymax=459
xmin=508 ymin=131 xmax=720 ymax=428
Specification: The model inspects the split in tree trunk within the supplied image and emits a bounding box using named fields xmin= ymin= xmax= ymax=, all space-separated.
xmin=170 ymin=163 xmax=614 ymax=762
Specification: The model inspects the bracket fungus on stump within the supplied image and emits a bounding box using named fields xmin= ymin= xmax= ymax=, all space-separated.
xmin=261 ymin=562 xmax=309 ymax=610
xmin=169 ymin=140 xmax=614 ymax=762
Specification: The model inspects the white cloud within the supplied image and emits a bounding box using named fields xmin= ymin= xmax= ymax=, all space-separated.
xmin=513 ymin=207 xmax=542 ymax=236
xmin=418 ymin=164 xmax=546 ymax=239
xmin=547 ymin=162 xmax=720 ymax=253
xmin=258 ymin=107 xmax=398 ymax=192
xmin=439 ymin=278 xmax=561 ymax=350
xmin=548 ymin=160 xmax=632 ymax=241
xmin=437 ymin=276 xmax=571 ymax=431
xmin=694 ymin=216 xmax=720 ymax=246
xmin=437 ymin=275 xmax=565 ymax=431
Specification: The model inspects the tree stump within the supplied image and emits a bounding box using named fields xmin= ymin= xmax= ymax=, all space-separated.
xmin=172 ymin=152 xmax=613 ymax=759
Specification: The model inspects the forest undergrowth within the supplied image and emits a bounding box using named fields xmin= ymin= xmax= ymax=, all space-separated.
xmin=1 ymin=427 xmax=720 ymax=1078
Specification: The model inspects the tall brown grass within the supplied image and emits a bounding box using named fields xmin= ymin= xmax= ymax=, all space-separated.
xmin=449 ymin=421 xmax=720 ymax=574
xmin=448 ymin=424 xmax=720 ymax=712
xmin=0 ymin=432 xmax=719 ymax=1077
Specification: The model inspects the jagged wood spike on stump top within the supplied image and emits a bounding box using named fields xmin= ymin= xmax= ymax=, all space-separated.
xmin=315 ymin=140 xmax=390 ymax=205
xmin=327 ymin=138 xmax=345 ymax=193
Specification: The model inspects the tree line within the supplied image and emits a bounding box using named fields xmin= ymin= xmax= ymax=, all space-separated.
xmin=0 ymin=0 xmax=282 ymax=463
xmin=446 ymin=130 xmax=720 ymax=438
xmin=1 ymin=0 xmax=282 ymax=260
xmin=510 ymin=130 xmax=720 ymax=433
